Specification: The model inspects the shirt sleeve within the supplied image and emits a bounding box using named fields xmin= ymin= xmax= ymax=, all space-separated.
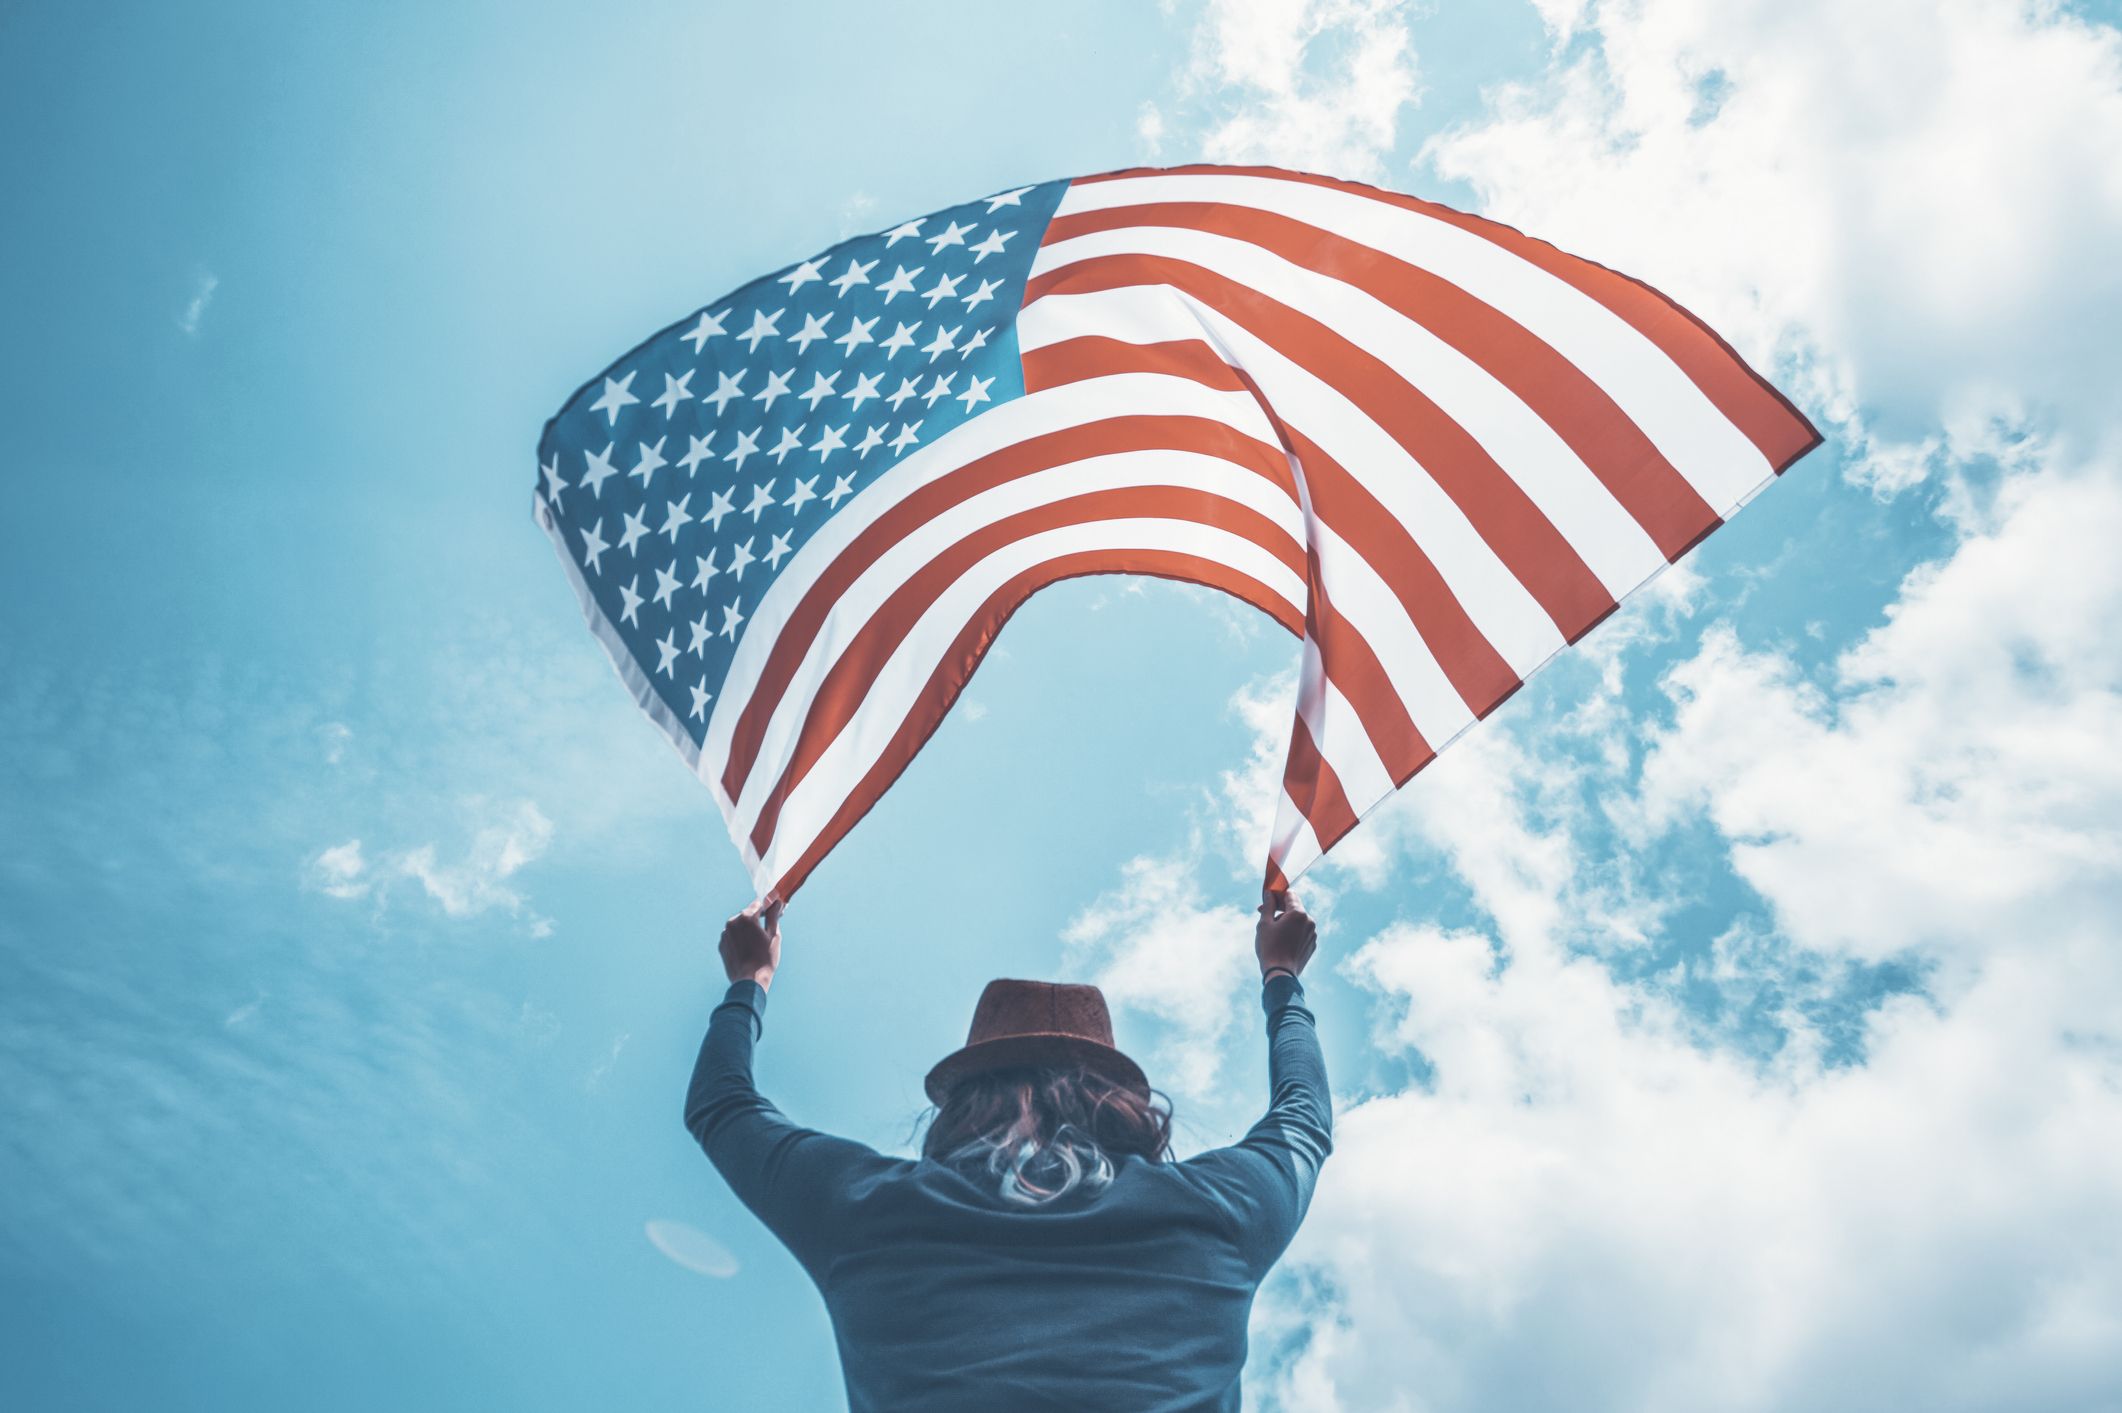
xmin=1177 ymin=973 xmax=1335 ymax=1279
xmin=682 ymin=980 xmax=893 ymax=1274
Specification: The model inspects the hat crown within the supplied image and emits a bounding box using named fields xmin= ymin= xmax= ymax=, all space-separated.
xmin=966 ymin=979 xmax=1116 ymax=1048
xmin=924 ymin=978 xmax=1149 ymax=1105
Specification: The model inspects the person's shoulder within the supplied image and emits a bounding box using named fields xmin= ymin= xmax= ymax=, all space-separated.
xmin=841 ymin=1152 xmax=920 ymax=1191
xmin=1120 ymin=1151 xmax=1250 ymax=1207
xmin=1106 ymin=1154 xmax=1269 ymax=1250
xmin=1040 ymin=1153 xmax=1243 ymax=1228
xmin=1167 ymin=1141 xmax=1281 ymax=1204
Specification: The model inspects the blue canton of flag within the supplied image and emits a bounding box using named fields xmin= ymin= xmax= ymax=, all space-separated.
xmin=534 ymin=180 xmax=1069 ymax=757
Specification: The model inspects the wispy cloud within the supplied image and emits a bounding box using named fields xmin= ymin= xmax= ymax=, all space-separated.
xmin=303 ymin=799 xmax=556 ymax=930
xmin=394 ymin=798 xmax=554 ymax=920
xmin=303 ymin=840 xmax=371 ymax=900
xmin=177 ymin=270 xmax=218 ymax=337
xmin=583 ymin=1030 xmax=630 ymax=1091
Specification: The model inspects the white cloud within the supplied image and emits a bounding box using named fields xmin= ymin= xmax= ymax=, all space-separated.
xmin=1236 ymin=533 xmax=2122 ymax=1406
xmin=1063 ymin=847 xmax=1261 ymax=1098
xmin=177 ymin=270 xmax=218 ymax=337
xmin=1271 ymin=912 xmax=2122 ymax=1412
xmin=1137 ymin=98 xmax=1169 ymax=159
xmin=393 ymin=798 xmax=554 ymax=921
xmin=1162 ymin=0 xmax=1424 ymax=179
xmin=303 ymin=839 xmax=370 ymax=900
xmin=305 ymin=799 xmax=556 ymax=928
xmin=1420 ymin=0 xmax=2122 ymax=464
xmin=1632 ymin=455 xmax=2122 ymax=968
xmin=1845 ymin=432 xmax=1940 ymax=499
xmin=1215 ymin=668 xmax=1296 ymax=872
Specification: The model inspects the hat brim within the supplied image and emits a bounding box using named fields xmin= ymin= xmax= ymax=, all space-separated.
xmin=924 ymin=1032 xmax=1152 ymax=1106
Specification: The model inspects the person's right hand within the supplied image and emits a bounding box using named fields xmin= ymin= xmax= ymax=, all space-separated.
xmin=1255 ymin=887 xmax=1317 ymax=979
xmin=720 ymin=896 xmax=784 ymax=991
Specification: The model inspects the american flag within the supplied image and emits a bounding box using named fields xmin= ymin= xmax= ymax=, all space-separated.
xmin=534 ymin=164 xmax=1821 ymax=902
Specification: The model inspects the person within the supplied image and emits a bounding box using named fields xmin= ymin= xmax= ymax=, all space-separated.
xmin=684 ymin=888 xmax=1331 ymax=1412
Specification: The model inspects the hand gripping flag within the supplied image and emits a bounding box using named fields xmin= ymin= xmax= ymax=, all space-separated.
xmin=534 ymin=165 xmax=1821 ymax=903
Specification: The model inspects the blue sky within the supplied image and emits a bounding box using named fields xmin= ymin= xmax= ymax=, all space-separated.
xmin=6 ymin=2 xmax=2121 ymax=1409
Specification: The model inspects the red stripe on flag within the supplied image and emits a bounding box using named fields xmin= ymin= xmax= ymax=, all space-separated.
xmin=1023 ymin=336 xmax=1251 ymax=395
xmin=1280 ymin=716 xmax=1362 ymax=859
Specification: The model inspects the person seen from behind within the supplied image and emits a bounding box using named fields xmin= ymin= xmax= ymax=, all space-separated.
xmin=685 ymin=887 xmax=1330 ymax=1411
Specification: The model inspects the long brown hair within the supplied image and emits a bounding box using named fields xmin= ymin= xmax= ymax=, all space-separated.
xmin=922 ymin=1064 xmax=1174 ymax=1205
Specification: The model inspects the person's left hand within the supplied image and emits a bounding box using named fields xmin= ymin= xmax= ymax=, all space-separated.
xmin=719 ymin=896 xmax=784 ymax=991
xmin=1255 ymin=887 xmax=1318 ymax=979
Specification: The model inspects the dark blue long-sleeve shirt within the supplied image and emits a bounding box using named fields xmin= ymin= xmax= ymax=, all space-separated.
xmin=684 ymin=974 xmax=1332 ymax=1412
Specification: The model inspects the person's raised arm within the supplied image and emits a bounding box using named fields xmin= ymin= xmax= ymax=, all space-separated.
xmin=682 ymin=897 xmax=888 ymax=1272
xmin=1179 ymin=888 xmax=1334 ymax=1277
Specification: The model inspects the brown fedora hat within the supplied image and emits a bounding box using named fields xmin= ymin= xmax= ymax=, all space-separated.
xmin=924 ymin=979 xmax=1150 ymax=1105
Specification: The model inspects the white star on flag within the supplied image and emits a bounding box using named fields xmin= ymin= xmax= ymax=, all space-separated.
xmin=590 ymin=372 xmax=638 ymax=424
xmin=652 ymin=371 xmax=694 ymax=417
xmin=679 ymin=310 xmax=726 ymax=354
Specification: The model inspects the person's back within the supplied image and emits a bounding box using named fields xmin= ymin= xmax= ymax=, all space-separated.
xmin=685 ymin=891 xmax=1329 ymax=1411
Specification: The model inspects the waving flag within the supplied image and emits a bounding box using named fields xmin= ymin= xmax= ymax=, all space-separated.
xmin=534 ymin=164 xmax=1821 ymax=902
